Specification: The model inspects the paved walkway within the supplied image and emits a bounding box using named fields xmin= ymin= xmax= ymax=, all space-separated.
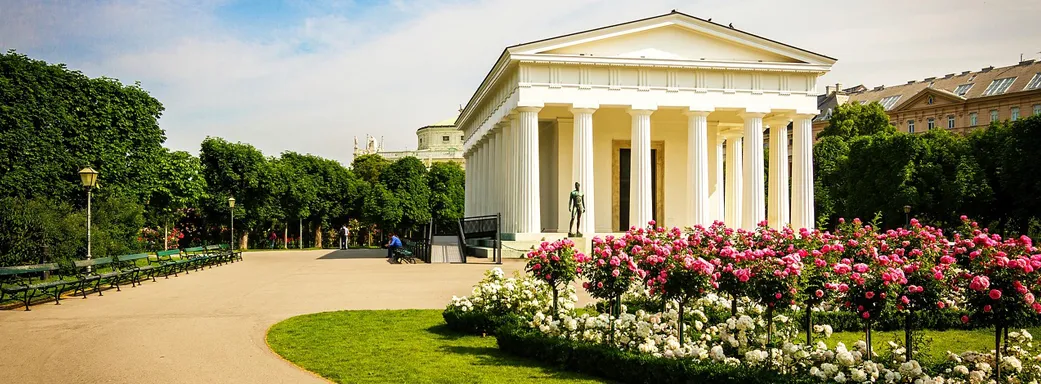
xmin=0 ymin=250 xmax=573 ymax=384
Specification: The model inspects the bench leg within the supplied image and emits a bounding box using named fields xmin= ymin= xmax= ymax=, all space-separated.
xmin=51 ymin=284 xmax=63 ymax=305
xmin=94 ymin=278 xmax=104 ymax=296
xmin=22 ymin=290 xmax=33 ymax=311
xmin=112 ymin=275 xmax=121 ymax=292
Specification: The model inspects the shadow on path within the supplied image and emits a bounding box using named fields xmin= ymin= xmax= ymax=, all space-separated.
xmin=317 ymin=249 xmax=387 ymax=260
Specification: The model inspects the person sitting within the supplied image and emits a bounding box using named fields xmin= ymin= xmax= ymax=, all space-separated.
xmin=385 ymin=233 xmax=402 ymax=260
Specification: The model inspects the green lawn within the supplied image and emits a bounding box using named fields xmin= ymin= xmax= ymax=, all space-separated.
xmin=827 ymin=327 xmax=1041 ymax=366
xmin=266 ymin=309 xmax=603 ymax=384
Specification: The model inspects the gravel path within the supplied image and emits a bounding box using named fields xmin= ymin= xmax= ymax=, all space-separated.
xmin=0 ymin=250 xmax=533 ymax=384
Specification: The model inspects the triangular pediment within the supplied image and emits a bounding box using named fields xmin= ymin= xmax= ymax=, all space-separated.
xmin=892 ymin=88 xmax=966 ymax=112
xmin=508 ymin=11 xmax=835 ymax=65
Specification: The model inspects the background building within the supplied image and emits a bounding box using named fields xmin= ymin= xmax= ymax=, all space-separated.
xmin=353 ymin=115 xmax=466 ymax=168
xmin=814 ymin=59 xmax=1041 ymax=136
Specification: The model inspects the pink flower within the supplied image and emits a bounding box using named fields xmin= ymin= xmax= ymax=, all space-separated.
xmin=1033 ymin=302 xmax=1041 ymax=314
xmin=984 ymin=305 xmax=992 ymax=313
xmin=815 ymin=289 xmax=824 ymax=298
xmin=862 ymin=311 xmax=870 ymax=319
xmin=961 ymin=315 xmax=970 ymax=324
xmin=937 ymin=301 xmax=946 ymax=309
xmin=545 ymin=274 xmax=552 ymax=280
xmin=775 ymin=293 xmax=782 ymax=300
xmin=611 ymin=269 xmax=620 ymax=277
xmin=1025 ymin=293 xmax=1035 ymax=305
xmin=865 ymin=291 xmax=875 ymax=299
xmin=989 ymin=289 xmax=1002 ymax=300
xmin=901 ymin=296 xmax=910 ymax=305
xmin=597 ymin=282 xmax=604 ymax=289
xmin=582 ymin=282 xmax=590 ymax=289
xmin=533 ymin=264 xmax=542 ymax=270
xmin=576 ymin=267 xmax=583 ymax=274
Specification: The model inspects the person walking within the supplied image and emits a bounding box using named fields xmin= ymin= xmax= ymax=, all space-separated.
xmin=339 ymin=224 xmax=349 ymax=250
xmin=385 ymin=232 xmax=402 ymax=259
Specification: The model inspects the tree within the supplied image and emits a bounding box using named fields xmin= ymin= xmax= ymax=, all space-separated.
xmin=351 ymin=154 xmax=390 ymax=184
xmin=817 ymin=102 xmax=895 ymax=140
xmin=813 ymin=135 xmax=850 ymax=226
xmin=427 ymin=162 xmax=465 ymax=230
xmin=381 ymin=157 xmax=432 ymax=233
xmin=0 ymin=51 xmax=166 ymax=205
xmin=145 ymin=149 xmax=206 ymax=248
xmin=199 ymin=137 xmax=281 ymax=249
xmin=361 ymin=182 xmax=402 ymax=237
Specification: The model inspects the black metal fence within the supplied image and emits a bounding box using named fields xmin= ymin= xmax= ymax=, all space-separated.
xmin=403 ymin=221 xmax=432 ymax=263
xmin=458 ymin=214 xmax=501 ymax=264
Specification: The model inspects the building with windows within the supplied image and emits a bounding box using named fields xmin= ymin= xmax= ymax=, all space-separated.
xmin=459 ymin=11 xmax=833 ymax=239
xmin=353 ymin=115 xmax=466 ymax=168
xmin=813 ymin=59 xmax=1041 ymax=136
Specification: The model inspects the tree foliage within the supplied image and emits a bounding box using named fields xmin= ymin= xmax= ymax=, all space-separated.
xmin=428 ymin=162 xmax=466 ymax=229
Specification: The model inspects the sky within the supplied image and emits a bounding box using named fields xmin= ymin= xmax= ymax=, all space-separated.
xmin=2 ymin=0 xmax=1040 ymax=164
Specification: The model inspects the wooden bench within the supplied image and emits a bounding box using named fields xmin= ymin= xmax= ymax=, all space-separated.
xmin=218 ymin=244 xmax=242 ymax=262
xmin=0 ymin=263 xmax=74 ymax=311
xmin=154 ymin=249 xmax=191 ymax=277
xmin=183 ymin=246 xmax=215 ymax=271
xmin=68 ymin=257 xmax=124 ymax=298
xmin=114 ymin=253 xmax=158 ymax=286
xmin=204 ymin=245 xmax=232 ymax=265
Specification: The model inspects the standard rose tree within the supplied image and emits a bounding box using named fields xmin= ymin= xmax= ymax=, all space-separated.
xmin=525 ymin=238 xmax=582 ymax=316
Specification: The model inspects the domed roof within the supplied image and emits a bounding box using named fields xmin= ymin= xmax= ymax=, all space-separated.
xmin=428 ymin=114 xmax=458 ymax=127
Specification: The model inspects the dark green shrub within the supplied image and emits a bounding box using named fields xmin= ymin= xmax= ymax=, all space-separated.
xmin=442 ymin=308 xmax=523 ymax=335
xmin=496 ymin=324 xmax=815 ymax=384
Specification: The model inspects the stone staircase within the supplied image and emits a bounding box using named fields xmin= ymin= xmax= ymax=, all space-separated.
xmin=470 ymin=234 xmax=593 ymax=259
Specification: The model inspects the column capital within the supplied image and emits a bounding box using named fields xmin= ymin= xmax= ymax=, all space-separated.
xmin=791 ymin=112 xmax=819 ymax=120
xmin=736 ymin=110 xmax=768 ymax=119
xmin=570 ymin=107 xmax=598 ymax=115
xmin=570 ymin=102 xmax=599 ymax=111
xmin=626 ymin=107 xmax=656 ymax=116
xmin=718 ymin=126 xmax=744 ymax=138
xmin=684 ymin=109 xmax=713 ymax=117
xmin=516 ymin=105 xmax=543 ymax=113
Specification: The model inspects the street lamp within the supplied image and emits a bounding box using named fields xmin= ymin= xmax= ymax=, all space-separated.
xmin=79 ymin=167 xmax=99 ymax=268
xmin=903 ymin=205 xmax=912 ymax=228
xmin=228 ymin=197 xmax=236 ymax=250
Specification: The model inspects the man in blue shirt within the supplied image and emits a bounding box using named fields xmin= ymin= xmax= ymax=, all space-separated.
xmin=385 ymin=232 xmax=402 ymax=259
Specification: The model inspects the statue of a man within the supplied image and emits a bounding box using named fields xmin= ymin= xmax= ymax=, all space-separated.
xmin=568 ymin=182 xmax=586 ymax=237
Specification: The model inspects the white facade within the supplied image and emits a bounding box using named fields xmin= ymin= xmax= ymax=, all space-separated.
xmin=355 ymin=116 xmax=466 ymax=168
xmin=458 ymin=11 xmax=834 ymax=239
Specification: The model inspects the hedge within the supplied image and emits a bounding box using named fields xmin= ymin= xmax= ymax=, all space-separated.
xmin=495 ymin=323 xmax=816 ymax=384
xmin=442 ymin=308 xmax=523 ymax=335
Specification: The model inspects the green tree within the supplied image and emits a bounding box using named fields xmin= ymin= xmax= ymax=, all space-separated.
xmin=381 ymin=157 xmax=432 ymax=233
xmin=144 ymin=149 xmax=206 ymax=248
xmin=812 ymin=135 xmax=850 ymax=227
xmin=361 ymin=182 xmax=402 ymax=236
xmin=817 ymin=102 xmax=895 ymax=140
xmin=427 ymin=162 xmax=465 ymax=230
xmin=0 ymin=51 xmax=166 ymax=205
xmin=199 ymin=137 xmax=281 ymax=249
xmin=351 ymin=154 xmax=390 ymax=184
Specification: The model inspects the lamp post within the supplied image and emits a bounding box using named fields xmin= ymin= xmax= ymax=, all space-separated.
xmin=79 ymin=167 xmax=99 ymax=270
xmin=903 ymin=205 xmax=911 ymax=228
xmin=228 ymin=197 xmax=236 ymax=250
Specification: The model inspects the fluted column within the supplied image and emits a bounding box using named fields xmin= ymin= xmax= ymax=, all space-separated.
xmin=768 ymin=122 xmax=790 ymax=228
xmin=792 ymin=114 xmax=816 ymax=230
xmin=475 ymin=140 xmax=484 ymax=215
xmin=709 ymin=126 xmax=724 ymax=223
xmin=571 ymin=107 xmax=596 ymax=235
xmin=516 ymin=106 xmax=542 ymax=234
xmin=492 ymin=128 xmax=502 ymax=217
xmin=502 ymin=118 xmax=514 ymax=232
xmin=628 ymin=108 xmax=654 ymax=228
xmin=723 ymin=131 xmax=743 ymax=227
xmin=464 ymin=150 xmax=470 ymax=216
xmin=686 ymin=110 xmax=712 ymax=227
xmin=739 ymin=112 xmax=766 ymax=230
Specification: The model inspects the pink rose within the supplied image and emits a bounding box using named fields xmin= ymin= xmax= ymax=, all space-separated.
xmin=961 ymin=315 xmax=970 ymax=324
xmin=815 ymin=289 xmax=824 ymax=298
xmin=582 ymin=282 xmax=590 ymax=289
xmin=597 ymin=282 xmax=604 ymax=289
xmin=901 ymin=296 xmax=910 ymax=305
xmin=937 ymin=301 xmax=945 ymax=309
xmin=989 ymin=289 xmax=1002 ymax=300
xmin=984 ymin=305 xmax=992 ymax=313
xmin=865 ymin=291 xmax=875 ymax=299
xmin=862 ymin=311 xmax=870 ymax=319
xmin=775 ymin=293 xmax=782 ymax=300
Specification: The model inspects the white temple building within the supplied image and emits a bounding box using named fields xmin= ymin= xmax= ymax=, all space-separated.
xmin=458 ymin=11 xmax=834 ymax=240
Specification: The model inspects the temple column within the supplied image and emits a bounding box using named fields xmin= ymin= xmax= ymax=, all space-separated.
xmin=791 ymin=114 xmax=816 ymax=229
xmin=464 ymin=149 xmax=471 ymax=216
xmin=709 ymin=125 xmax=724 ymax=223
xmin=628 ymin=108 xmax=655 ymax=228
xmin=491 ymin=127 xmax=501 ymax=217
xmin=768 ymin=121 xmax=790 ymax=228
xmin=739 ymin=111 xmax=767 ymax=230
xmin=502 ymin=118 xmax=514 ymax=233
xmin=722 ymin=130 xmax=743 ymax=227
xmin=516 ymin=106 xmax=542 ymax=234
xmin=571 ymin=106 xmax=597 ymax=235
xmin=686 ymin=109 xmax=712 ymax=227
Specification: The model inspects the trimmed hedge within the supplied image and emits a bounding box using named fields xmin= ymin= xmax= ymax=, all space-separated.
xmin=442 ymin=308 xmax=522 ymax=335
xmin=496 ymin=324 xmax=816 ymax=384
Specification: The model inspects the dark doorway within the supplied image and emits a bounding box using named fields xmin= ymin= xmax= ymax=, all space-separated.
xmin=618 ymin=148 xmax=658 ymax=231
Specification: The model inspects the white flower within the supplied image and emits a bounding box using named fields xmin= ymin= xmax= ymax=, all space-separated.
xmin=710 ymin=345 xmax=726 ymax=361
xmin=833 ymin=372 xmax=846 ymax=383
xmin=851 ymin=368 xmax=867 ymax=382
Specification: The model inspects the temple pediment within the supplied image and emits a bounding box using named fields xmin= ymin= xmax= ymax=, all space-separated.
xmin=508 ymin=11 xmax=835 ymax=66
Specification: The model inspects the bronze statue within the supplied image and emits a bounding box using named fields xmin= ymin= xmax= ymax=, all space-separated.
xmin=568 ymin=182 xmax=586 ymax=237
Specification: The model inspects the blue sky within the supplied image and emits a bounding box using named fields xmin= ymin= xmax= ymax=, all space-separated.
xmin=2 ymin=0 xmax=1040 ymax=164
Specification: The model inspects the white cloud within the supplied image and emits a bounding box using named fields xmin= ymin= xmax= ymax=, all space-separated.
xmin=3 ymin=0 xmax=1040 ymax=164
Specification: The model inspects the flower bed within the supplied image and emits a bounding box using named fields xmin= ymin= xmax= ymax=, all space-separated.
xmin=444 ymin=217 xmax=1041 ymax=383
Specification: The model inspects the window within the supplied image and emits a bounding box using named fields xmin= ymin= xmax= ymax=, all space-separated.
xmin=879 ymin=95 xmax=902 ymax=110
xmin=927 ymin=117 xmax=935 ymax=130
xmin=948 ymin=115 xmax=956 ymax=129
xmin=990 ymin=109 xmax=999 ymax=123
xmin=954 ymin=83 xmax=974 ymax=96
xmin=927 ymin=95 xmax=935 ymax=105
xmin=970 ymin=112 xmax=978 ymax=126
xmin=982 ymin=77 xmax=1017 ymax=96
xmin=907 ymin=120 xmax=915 ymax=133
xmin=1011 ymin=107 xmax=1020 ymax=121
xmin=460 ymin=135 xmax=464 ymax=141
xmin=1035 ymin=104 xmax=1041 ymax=116
xmin=1027 ymin=73 xmax=1041 ymax=90
xmin=442 ymin=135 xmax=450 ymax=142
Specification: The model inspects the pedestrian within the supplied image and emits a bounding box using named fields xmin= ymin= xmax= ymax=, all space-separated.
xmin=340 ymin=224 xmax=349 ymax=250
xmin=385 ymin=232 xmax=402 ymax=259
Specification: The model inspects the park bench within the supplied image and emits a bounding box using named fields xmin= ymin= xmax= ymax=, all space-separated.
xmin=394 ymin=241 xmax=418 ymax=264
xmin=0 ymin=263 xmax=74 ymax=311
xmin=114 ymin=253 xmax=159 ymax=286
xmin=68 ymin=257 xmax=124 ymax=298
xmin=204 ymin=245 xmax=233 ymax=265
xmin=183 ymin=246 xmax=215 ymax=270
xmin=154 ymin=249 xmax=191 ymax=277
xmin=218 ymin=243 xmax=243 ymax=262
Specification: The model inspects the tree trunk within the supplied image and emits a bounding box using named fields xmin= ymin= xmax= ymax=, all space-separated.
xmin=679 ymin=299 xmax=686 ymax=346
xmin=314 ymin=223 xmax=323 ymax=249
xmin=239 ymin=231 xmax=249 ymax=251
xmin=905 ymin=311 xmax=913 ymax=362
xmin=995 ymin=321 xmax=1003 ymax=379
xmin=731 ymin=295 xmax=738 ymax=317
xmin=805 ymin=305 xmax=813 ymax=345
xmin=284 ymin=225 xmax=288 ymax=249
xmin=164 ymin=222 xmax=169 ymax=250
xmin=865 ymin=320 xmax=873 ymax=361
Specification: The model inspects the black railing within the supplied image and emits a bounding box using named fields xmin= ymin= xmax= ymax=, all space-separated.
xmin=403 ymin=220 xmax=433 ymax=263
xmin=458 ymin=214 xmax=501 ymax=264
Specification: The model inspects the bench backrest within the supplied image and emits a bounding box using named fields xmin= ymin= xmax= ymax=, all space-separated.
xmin=205 ymin=245 xmax=221 ymax=251
xmin=0 ymin=263 xmax=59 ymax=277
xmin=184 ymin=246 xmax=206 ymax=253
xmin=155 ymin=249 xmax=181 ymax=257
xmin=73 ymin=257 xmax=114 ymax=268
xmin=117 ymin=253 xmax=150 ymax=263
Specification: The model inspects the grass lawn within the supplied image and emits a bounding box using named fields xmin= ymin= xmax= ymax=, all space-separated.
xmin=827 ymin=327 xmax=1041 ymax=366
xmin=266 ymin=309 xmax=604 ymax=384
